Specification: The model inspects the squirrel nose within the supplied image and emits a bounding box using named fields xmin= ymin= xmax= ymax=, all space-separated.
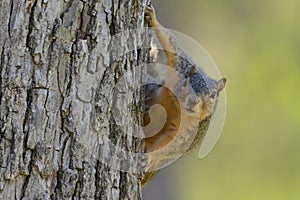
xmin=187 ymin=96 xmax=199 ymax=107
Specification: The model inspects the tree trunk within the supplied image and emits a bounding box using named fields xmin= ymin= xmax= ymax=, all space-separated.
xmin=0 ymin=0 xmax=149 ymax=199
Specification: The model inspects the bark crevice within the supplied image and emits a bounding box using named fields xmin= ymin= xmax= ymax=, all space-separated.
xmin=25 ymin=0 xmax=38 ymax=53
xmin=8 ymin=0 xmax=13 ymax=39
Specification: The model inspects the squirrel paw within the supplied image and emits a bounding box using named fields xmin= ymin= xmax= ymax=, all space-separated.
xmin=144 ymin=6 xmax=157 ymax=27
xmin=140 ymin=151 xmax=151 ymax=173
xmin=140 ymin=150 xmax=158 ymax=174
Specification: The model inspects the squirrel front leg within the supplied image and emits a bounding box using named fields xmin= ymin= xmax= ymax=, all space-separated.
xmin=145 ymin=6 xmax=176 ymax=69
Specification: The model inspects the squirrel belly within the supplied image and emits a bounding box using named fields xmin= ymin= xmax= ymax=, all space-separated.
xmin=143 ymin=82 xmax=206 ymax=165
xmin=142 ymin=83 xmax=207 ymax=186
xmin=143 ymin=86 xmax=182 ymax=151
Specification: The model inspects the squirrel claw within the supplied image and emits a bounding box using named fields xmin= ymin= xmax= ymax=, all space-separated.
xmin=145 ymin=5 xmax=154 ymax=13
xmin=140 ymin=152 xmax=150 ymax=173
xmin=144 ymin=6 xmax=156 ymax=27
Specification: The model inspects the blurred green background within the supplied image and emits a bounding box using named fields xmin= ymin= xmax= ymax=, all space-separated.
xmin=144 ymin=0 xmax=300 ymax=199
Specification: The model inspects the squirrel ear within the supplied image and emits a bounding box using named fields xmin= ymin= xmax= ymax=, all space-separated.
xmin=217 ymin=78 xmax=227 ymax=92
xmin=188 ymin=65 xmax=197 ymax=76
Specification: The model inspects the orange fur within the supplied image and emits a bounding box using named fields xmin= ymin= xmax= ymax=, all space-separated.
xmin=144 ymin=86 xmax=181 ymax=151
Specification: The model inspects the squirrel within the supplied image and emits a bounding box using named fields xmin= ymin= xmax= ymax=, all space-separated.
xmin=141 ymin=6 xmax=227 ymax=186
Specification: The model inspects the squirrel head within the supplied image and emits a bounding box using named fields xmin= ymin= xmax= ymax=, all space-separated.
xmin=175 ymin=70 xmax=226 ymax=120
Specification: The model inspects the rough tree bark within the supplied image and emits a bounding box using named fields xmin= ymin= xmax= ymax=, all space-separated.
xmin=0 ymin=0 xmax=149 ymax=199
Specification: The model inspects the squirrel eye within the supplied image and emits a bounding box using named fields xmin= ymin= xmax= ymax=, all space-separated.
xmin=210 ymin=90 xmax=217 ymax=100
